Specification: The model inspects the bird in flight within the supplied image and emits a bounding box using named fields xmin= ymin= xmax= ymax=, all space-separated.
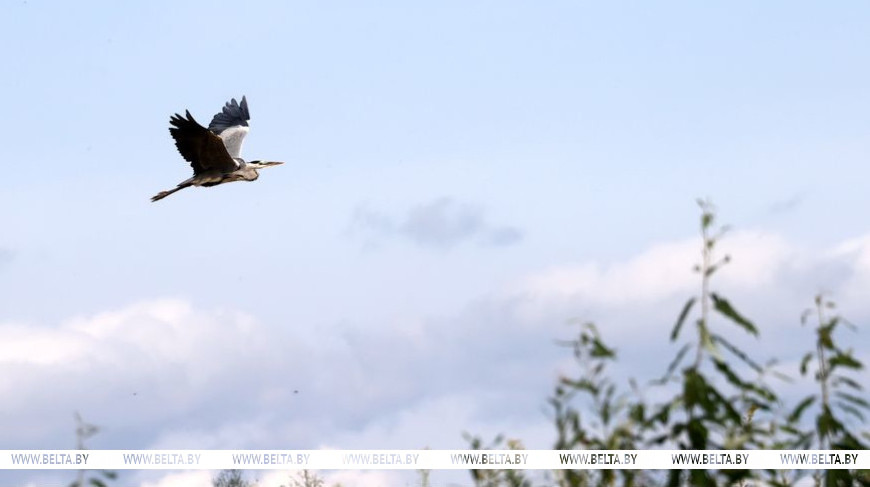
xmin=151 ymin=96 xmax=283 ymax=202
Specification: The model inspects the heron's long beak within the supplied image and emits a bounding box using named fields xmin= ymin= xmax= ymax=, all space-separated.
xmin=262 ymin=161 xmax=284 ymax=167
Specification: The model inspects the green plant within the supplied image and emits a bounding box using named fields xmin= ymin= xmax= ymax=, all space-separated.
xmin=463 ymin=434 xmax=534 ymax=487
xmin=465 ymin=201 xmax=870 ymax=486
xmin=795 ymin=295 xmax=869 ymax=486
xmin=213 ymin=469 xmax=257 ymax=487
xmin=68 ymin=412 xmax=118 ymax=487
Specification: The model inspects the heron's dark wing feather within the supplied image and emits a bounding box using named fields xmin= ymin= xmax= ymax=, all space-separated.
xmin=169 ymin=111 xmax=238 ymax=174
xmin=208 ymin=96 xmax=250 ymax=134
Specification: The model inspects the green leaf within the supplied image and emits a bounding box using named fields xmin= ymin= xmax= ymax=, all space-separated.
xmin=650 ymin=403 xmax=672 ymax=425
xmin=629 ymin=403 xmax=645 ymax=423
xmin=699 ymin=321 xmax=718 ymax=357
xmin=800 ymin=309 xmax=812 ymax=325
xmin=788 ymin=395 xmax=816 ymax=423
xmin=817 ymin=327 xmax=834 ymax=349
xmin=799 ymin=352 xmax=813 ymax=375
xmin=836 ymin=402 xmax=866 ymax=422
xmin=683 ymin=370 xmax=704 ymax=409
xmin=835 ymin=391 xmax=870 ymax=410
xmin=829 ymin=353 xmax=863 ymax=370
xmin=650 ymin=433 xmax=670 ymax=445
xmin=712 ymin=358 xmax=749 ymax=390
xmin=671 ymin=297 xmax=696 ymax=341
xmin=702 ymin=212 xmax=714 ymax=229
xmin=563 ymin=378 xmax=598 ymax=395
xmin=689 ymin=469 xmax=714 ymax=487
xmin=824 ymin=468 xmax=852 ymax=487
xmin=707 ymin=385 xmax=742 ymax=423
xmin=832 ymin=432 xmax=868 ymax=450
xmin=817 ymin=407 xmax=844 ymax=438
xmin=590 ymin=337 xmax=615 ymax=358
xmin=833 ymin=375 xmax=862 ymax=391
xmin=711 ymin=293 xmax=759 ymax=336
xmin=662 ymin=343 xmax=692 ymax=381
xmin=667 ymin=469 xmax=682 ymax=487
xmin=712 ymin=333 xmax=763 ymax=372
xmin=687 ymin=418 xmax=708 ymax=449
xmin=684 ymin=370 xmax=719 ymax=416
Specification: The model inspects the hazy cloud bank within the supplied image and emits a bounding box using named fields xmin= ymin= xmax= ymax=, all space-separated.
xmin=350 ymin=197 xmax=524 ymax=250
xmin=5 ymin=230 xmax=870 ymax=487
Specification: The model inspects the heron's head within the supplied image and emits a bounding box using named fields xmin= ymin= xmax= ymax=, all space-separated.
xmin=249 ymin=160 xmax=284 ymax=169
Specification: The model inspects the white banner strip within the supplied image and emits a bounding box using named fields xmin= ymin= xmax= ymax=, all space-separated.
xmin=0 ymin=450 xmax=866 ymax=470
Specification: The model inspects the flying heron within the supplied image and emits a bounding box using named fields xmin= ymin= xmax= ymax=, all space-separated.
xmin=151 ymin=96 xmax=283 ymax=202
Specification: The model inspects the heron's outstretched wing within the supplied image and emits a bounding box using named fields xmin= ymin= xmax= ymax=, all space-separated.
xmin=208 ymin=96 xmax=250 ymax=159
xmin=169 ymin=111 xmax=239 ymax=174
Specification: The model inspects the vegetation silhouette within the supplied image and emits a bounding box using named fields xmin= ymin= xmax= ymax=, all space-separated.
xmin=464 ymin=200 xmax=869 ymax=487
xmin=67 ymin=201 xmax=869 ymax=487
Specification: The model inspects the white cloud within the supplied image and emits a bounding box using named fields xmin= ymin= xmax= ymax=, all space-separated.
xmin=0 ymin=323 xmax=86 ymax=366
xmin=321 ymin=469 xmax=407 ymax=487
xmin=319 ymin=394 xmax=480 ymax=450
xmin=517 ymin=230 xmax=797 ymax=307
xmin=1 ymin=299 xmax=267 ymax=371
xmin=506 ymin=228 xmax=870 ymax=353
xmin=519 ymin=245 xmax=695 ymax=306
xmin=829 ymin=234 xmax=870 ymax=304
xmin=135 ymin=469 xmax=412 ymax=487
xmin=0 ymin=298 xmax=298 ymax=449
xmin=139 ymin=471 xmax=213 ymax=487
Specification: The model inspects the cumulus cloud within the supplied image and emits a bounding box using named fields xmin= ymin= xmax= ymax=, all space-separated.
xmin=350 ymin=197 xmax=523 ymax=249
xmin=0 ymin=299 xmax=299 ymax=450
xmin=512 ymin=229 xmax=870 ymax=409
xmin=320 ymin=470 xmax=406 ymax=487
xmin=136 ymin=469 xmax=407 ymax=487
xmin=139 ymin=471 xmax=213 ymax=487
xmin=830 ymin=234 xmax=870 ymax=300
xmin=513 ymin=229 xmax=862 ymax=308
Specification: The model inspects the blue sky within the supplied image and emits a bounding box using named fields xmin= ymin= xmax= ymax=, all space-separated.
xmin=1 ymin=1 xmax=869 ymax=486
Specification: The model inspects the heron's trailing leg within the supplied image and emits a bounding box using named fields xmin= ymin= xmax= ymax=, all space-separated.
xmin=151 ymin=182 xmax=192 ymax=202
